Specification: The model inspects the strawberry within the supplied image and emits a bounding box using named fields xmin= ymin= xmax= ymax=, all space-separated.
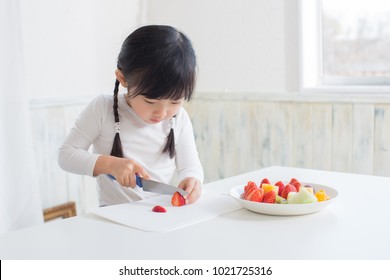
xmin=244 ymin=186 xmax=257 ymax=199
xmin=244 ymin=181 xmax=258 ymax=199
xmin=244 ymin=181 xmax=257 ymax=193
xmin=289 ymin=178 xmax=298 ymax=184
xmin=275 ymin=181 xmax=285 ymax=196
xmin=289 ymin=178 xmax=301 ymax=191
xmin=245 ymin=188 xmax=256 ymax=200
xmin=259 ymin=178 xmax=270 ymax=188
xmin=247 ymin=188 xmax=264 ymax=202
xmin=152 ymin=205 xmax=167 ymax=213
xmin=262 ymin=191 xmax=276 ymax=203
xmin=281 ymin=184 xmax=297 ymax=199
xmin=171 ymin=191 xmax=186 ymax=207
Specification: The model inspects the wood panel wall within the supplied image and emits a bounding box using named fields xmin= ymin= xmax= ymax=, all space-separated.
xmin=30 ymin=93 xmax=390 ymax=213
xmin=185 ymin=94 xmax=390 ymax=182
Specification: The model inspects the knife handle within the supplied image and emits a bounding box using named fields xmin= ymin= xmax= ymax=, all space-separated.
xmin=107 ymin=174 xmax=143 ymax=188
xmin=136 ymin=175 xmax=143 ymax=188
xmin=107 ymin=174 xmax=115 ymax=180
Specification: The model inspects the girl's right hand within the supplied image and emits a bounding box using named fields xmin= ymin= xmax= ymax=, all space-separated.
xmin=110 ymin=158 xmax=150 ymax=187
xmin=94 ymin=155 xmax=150 ymax=188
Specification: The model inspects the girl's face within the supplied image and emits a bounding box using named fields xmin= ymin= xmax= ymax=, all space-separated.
xmin=126 ymin=94 xmax=184 ymax=124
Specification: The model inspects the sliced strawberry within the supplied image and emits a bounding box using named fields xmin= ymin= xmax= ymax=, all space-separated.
xmin=245 ymin=188 xmax=256 ymax=200
xmin=275 ymin=181 xmax=285 ymax=196
xmin=152 ymin=205 xmax=167 ymax=213
xmin=259 ymin=178 xmax=270 ymax=188
xmin=262 ymin=191 xmax=276 ymax=203
xmin=244 ymin=181 xmax=257 ymax=192
xmin=281 ymin=184 xmax=297 ymax=199
xmin=244 ymin=187 xmax=256 ymax=200
xmin=171 ymin=191 xmax=186 ymax=207
xmin=290 ymin=178 xmax=301 ymax=192
xmin=247 ymin=188 xmax=264 ymax=202
xmin=289 ymin=178 xmax=299 ymax=184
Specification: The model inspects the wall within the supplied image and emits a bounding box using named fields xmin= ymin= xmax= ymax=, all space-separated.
xmin=30 ymin=101 xmax=100 ymax=213
xmin=20 ymin=0 xmax=145 ymax=100
xmin=21 ymin=0 xmax=299 ymax=99
xmin=144 ymin=0 xmax=299 ymax=93
xmin=185 ymin=92 xmax=390 ymax=182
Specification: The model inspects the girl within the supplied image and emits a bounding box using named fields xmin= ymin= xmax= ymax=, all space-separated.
xmin=58 ymin=25 xmax=203 ymax=206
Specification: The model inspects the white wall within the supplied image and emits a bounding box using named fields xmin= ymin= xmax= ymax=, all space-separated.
xmin=20 ymin=0 xmax=144 ymax=100
xmin=144 ymin=0 xmax=300 ymax=93
xmin=21 ymin=0 xmax=300 ymax=100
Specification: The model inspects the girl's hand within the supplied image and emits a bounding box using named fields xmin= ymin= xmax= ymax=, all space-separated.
xmin=110 ymin=158 xmax=150 ymax=187
xmin=178 ymin=177 xmax=202 ymax=204
xmin=94 ymin=155 xmax=150 ymax=188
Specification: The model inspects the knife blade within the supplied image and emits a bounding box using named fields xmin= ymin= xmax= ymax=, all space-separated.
xmin=106 ymin=174 xmax=187 ymax=196
xmin=137 ymin=176 xmax=188 ymax=196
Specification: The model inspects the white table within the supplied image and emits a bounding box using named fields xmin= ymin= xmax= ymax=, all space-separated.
xmin=1 ymin=166 xmax=390 ymax=260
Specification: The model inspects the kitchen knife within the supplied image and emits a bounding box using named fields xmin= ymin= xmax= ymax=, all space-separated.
xmin=107 ymin=174 xmax=188 ymax=196
xmin=137 ymin=176 xmax=188 ymax=196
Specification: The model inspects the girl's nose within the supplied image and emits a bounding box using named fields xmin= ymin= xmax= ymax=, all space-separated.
xmin=154 ymin=106 xmax=167 ymax=118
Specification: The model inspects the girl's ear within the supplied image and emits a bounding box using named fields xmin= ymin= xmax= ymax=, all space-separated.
xmin=115 ymin=69 xmax=128 ymax=87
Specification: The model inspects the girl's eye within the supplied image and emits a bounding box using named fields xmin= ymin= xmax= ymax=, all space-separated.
xmin=171 ymin=99 xmax=184 ymax=105
xmin=144 ymin=99 xmax=156 ymax=104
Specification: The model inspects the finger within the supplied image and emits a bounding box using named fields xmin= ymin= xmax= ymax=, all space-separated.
xmin=178 ymin=179 xmax=191 ymax=194
xmin=184 ymin=181 xmax=195 ymax=195
xmin=123 ymin=176 xmax=132 ymax=188
xmin=186 ymin=189 xmax=200 ymax=204
xmin=184 ymin=181 xmax=202 ymax=204
xmin=117 ymin=177 xmax=129 ymax=188
xmin=129 ymin=174 xmax=137 ymax=188
xmin=133 ymin=163 xmax=150 ymax=179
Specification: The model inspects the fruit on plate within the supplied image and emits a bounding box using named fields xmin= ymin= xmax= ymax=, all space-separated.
xmin=303 ymin=184 xmax=315 ymax=194
xmin=171 ymin=191 xmax=186 ymax=207
xmin=262 ymin=184 xmax=279 ymax=194
xmin=289 ymin=178 xmax=301 ymax=191
xmin=244 ymin=181 xmax=258 ymax=199
xmin=247 ymin=188 xmax=264 ymax=202
xmin=260 ymin=178 xmax=270 ymax=187
xmin=315 ymin=190 xmax=330 ymax=202
xmin=275 ymin=181 xmax=285 ymax=196
xmin=262 ymin=191 xmax=276 ymax=203
xmin=275 ymin=195 xmax=287 ymax=204
xmin=242 ymin=177 xmax=331 ymax=205
xmin=152 ymin=205 xmax=167 ymax=213
xmin=244 ymin=181 xmax=257 ymax=192
xmin=281 ymin=184 xmax=297 ymax=199
xmin=287 ymin=186 xmax=318 ymax=204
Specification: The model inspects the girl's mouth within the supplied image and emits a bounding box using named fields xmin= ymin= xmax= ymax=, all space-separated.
xmin=150 ymin=118 xmax=161 ymax=123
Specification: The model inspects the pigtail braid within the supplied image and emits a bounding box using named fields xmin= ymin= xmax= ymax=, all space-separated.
xmin=110 ymin=79 xmax=124 ymax=158
xmin=163 ymin=117 xmax=176 ymax=158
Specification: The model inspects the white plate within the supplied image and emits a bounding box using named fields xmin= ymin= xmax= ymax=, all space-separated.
xmin=230 ymin=183 xmax=338 ymax=216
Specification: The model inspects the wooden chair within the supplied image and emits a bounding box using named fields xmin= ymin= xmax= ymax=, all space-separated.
xmin=43 ymin=201 xmax=77 ymax=222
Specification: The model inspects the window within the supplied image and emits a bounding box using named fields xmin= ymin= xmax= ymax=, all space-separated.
xmin=300 ymin=0 xmax=390 ymax=91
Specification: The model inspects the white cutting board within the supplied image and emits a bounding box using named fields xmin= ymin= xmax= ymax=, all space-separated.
xmin=90 ymin=190 xmax=242 ymax=232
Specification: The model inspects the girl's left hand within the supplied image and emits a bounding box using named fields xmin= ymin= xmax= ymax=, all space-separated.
xmin=178 ymin=177 xmax=202 ymax=204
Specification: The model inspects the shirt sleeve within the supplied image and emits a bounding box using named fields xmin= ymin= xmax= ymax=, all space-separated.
xmin=175 ymin=109 xmax=204 ymax=184
xmin=57 ymin=95 xmax=106 ymax=176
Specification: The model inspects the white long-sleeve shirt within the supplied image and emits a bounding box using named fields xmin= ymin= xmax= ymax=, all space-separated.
xmin=58 ymin=94 xmax=204 ymax=206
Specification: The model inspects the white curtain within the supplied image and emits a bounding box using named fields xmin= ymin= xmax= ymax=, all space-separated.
xmin=0 ymin=0 xmax=43 ymax=233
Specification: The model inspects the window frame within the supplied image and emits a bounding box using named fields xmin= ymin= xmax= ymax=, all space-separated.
xmin=299 ymin=0 xmax=390 ymax=94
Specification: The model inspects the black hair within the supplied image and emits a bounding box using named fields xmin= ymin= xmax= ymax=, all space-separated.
xmin=110 ymin=25 xmax=196 ymax=158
